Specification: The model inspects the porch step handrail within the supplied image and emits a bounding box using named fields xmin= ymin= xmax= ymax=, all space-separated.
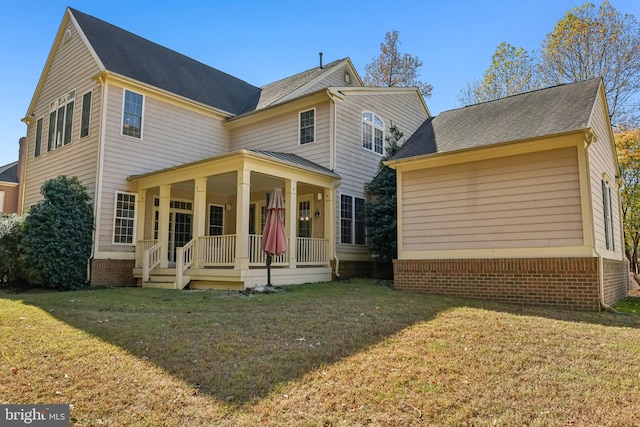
xmin=176 ymin=238 xmax=195 ymax=289
xmin=142 ymin=242 xmax=161 ymax=282
xmin=136 ymin=239 xmax=158 ymax=268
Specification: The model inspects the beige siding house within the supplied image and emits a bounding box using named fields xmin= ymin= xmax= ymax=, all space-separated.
xmin=387 ymin=78 xmax=628 ymax=311
xmin=20 ymin=8 xmax=428 ymax=289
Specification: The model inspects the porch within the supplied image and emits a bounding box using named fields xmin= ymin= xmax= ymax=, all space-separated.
xmin=128 ymin=150 xmax=340 ymax=290
xmin=133 ymin=234 xmax=330 ymax=289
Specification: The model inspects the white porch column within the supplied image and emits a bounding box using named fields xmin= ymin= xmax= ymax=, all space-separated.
xmin=234 ymin=169 xmax=251 ymax=269
xmin=324 ymin=187 xmax=335 ymax=264
xmin=285 ymin=179 xmax=297 ymax=268
xmin=159 ymin=184 xmax=171 ymax=268
xmin=135 ymin=188 xmax=147 ymax=268
xmin=192 ymin=177 xmax=207 ymax=268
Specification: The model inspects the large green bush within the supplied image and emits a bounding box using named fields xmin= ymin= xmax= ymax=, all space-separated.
xmin=20 ymin=176 xmax=94 ymax=290
xmin=0 ymin=214 xmax=27 ymax=288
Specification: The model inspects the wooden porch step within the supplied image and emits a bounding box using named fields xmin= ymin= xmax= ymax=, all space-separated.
xmin=142 ymin=281 xmax=176 ymax=289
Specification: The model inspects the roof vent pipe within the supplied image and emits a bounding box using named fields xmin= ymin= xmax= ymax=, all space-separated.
xmin=319 ymin=52 xmax=323 ymax=69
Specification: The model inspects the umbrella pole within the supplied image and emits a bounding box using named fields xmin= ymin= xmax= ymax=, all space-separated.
xmin=266 ymin=255 xmax=272 ymax=286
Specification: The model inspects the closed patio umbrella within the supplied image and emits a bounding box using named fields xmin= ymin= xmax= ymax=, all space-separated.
xmin=260 ymin=187 xmax=287 ymax=286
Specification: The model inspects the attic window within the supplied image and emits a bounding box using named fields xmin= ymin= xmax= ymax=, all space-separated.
xmin=344 ymin=72 xmax=351 ymax=84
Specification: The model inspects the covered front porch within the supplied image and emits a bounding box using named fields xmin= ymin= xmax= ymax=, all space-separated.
xmin=129 ymin=150 xmax=340 ymax=290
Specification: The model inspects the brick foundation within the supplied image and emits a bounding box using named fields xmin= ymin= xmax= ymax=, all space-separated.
xmin=392 ymin=257 xmax=627 ymax=311
xmin=603 ymin=258 xmax=629 ymax=305
xmin=90 ymin=259 xmax=136 ymax=287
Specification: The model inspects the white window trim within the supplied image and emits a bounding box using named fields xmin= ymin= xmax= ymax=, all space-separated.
xmin=0 ymin=190 xmax=5 ymax=213
xmin=121 ymin=89 xmax=145 ymax=140
xmin=113 ymin=191 xmax=137 ymax=246
xmin=361 ymin=110 xmax=385 ymax=155
xmin=208 ymin=203 xmax=225 ymax=236
xmin=298 ymin=108 xmax=316 ymax=145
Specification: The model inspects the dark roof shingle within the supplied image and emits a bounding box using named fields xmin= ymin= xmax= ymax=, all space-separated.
xmin=0 ymin=161 xmax=19 ymax=183
xmin=392 ymin=78 xmax=602 ymax=161
xmin=70 ymin=8 xmax=262 ymax=115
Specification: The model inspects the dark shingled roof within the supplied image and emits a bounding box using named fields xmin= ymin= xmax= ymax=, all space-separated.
xmin=0 ymin=161 xmax=18 ymax=183
xmin=70 ymin=8 xmax=262 ymax=115
xmin=257 ymin=59 xmax=346 ymax=109
xmin=392 ymin=78 xmax=602 ymax=161
xmin=251 ymin=150 xmax=340 ymax=178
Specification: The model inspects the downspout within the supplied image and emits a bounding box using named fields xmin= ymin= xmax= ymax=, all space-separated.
xmin=88 ymin=73 xmax=107 ymax=283
xmin=595 ymin=249 xmax=614 ymax=311
xmin=327 ymin=88 xmax=340 ymax=278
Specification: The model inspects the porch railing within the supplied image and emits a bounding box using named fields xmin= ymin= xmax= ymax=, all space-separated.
xmin=198 ymin=235 xmax=236 ymax=266
xmin=142 ymin=242 xmax=161 ymax=282
xmin=248 ymin=234 xmax=289 ymax=266
xmin=296 ymin=237 xmax=328 ymax=265
xmin=176 ymin=238 xmax=195 ymax=289
xmin=139 ymin=235 xmax=328 ymax=275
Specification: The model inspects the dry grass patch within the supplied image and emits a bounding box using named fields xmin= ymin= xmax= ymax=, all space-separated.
xmin=1 ymin=279 xmax=639 ymax=426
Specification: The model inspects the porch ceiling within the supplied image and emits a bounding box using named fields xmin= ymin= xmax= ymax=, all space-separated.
xmin=170 ymin=172 xmax=284 ymax=196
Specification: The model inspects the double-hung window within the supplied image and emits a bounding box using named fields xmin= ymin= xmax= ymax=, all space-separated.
xmin=122 ymin=89 xmax=144 ymax=138
xmin=113 ymin=192 xmax=136 ymax=245
xmin=47 ymin=89 xmax=75 ymax=151
xmin=80 ymin=91 xmax=92 ymax=138
xmin=209 ymin=204 xmax=224 ymax=236
xmin=340 ymin=194 xmax=366 ymax=245
xmin=602 ymin=179 xmax=615 ymax=250
xmin=34 ymin=118 xmax=43 ymax=157
xmin=362 ymin=111 xmax=384 ymax=155
xmin=299 ymin=109 xmax=315 ymax=144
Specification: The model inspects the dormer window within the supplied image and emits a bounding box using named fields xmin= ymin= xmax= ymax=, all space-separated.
xmin=362 ymin=111 xmax=384 ymax=155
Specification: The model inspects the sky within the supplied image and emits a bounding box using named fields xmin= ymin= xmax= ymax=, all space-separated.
xmin=1 ymin=0 xmax=639 ymax=167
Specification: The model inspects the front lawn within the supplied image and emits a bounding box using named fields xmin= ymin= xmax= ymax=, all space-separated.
xmin=1 ymin=280 xmax=638 ymax=426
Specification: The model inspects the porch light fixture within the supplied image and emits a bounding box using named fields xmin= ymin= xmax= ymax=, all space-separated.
xmin=314 ymin=209 xmax=321 ymax=218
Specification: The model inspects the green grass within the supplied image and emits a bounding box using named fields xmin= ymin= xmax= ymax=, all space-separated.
xmin=1 ymin=279 xmax=639 ymax=426
xmin=614 ymin=296 xmax=640 ymax=316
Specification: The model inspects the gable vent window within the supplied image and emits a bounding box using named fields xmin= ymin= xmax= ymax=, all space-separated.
xmin=299 ymin=109 xmax=315 ymax=145
xmin=122 ymin=89 xmax=144 ymax=139
xmin=362 ymin=111 xmax=384 ymax=155
xmin=47 ymin=89 xmax=75 ymax=151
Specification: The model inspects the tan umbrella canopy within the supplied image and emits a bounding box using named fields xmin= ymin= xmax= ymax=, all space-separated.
xmin=260 ymin=188 xmax=287 ymax=286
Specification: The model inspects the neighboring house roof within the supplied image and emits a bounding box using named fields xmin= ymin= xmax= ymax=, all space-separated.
xmin=0 ymin=161 xmax=18 ymax=184
xmin=392 ymin=78 xmax=602 ymax=161
xmin=257 ymin=58 xmax=349 ymax=109
xmin=251 ymin=150 xmax=340 ymax=178
xmin=69 ymin=8 xmax=262 ymax=116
